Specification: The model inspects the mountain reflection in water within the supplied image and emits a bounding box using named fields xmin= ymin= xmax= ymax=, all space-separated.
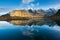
xmin=0 ymin=19 xmax=60 ymax=40
xmin=7 ymin=19 xmax=58 ymax=26
xmin=8 ymin=19 xmax=46 ymax=26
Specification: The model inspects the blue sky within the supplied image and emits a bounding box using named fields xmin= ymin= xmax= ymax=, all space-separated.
xmin=0 ymin=0 xmax=60 ymax=15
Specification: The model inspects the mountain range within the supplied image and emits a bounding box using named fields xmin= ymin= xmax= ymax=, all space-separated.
xmin=28 ymin=8 xmax=57 ymax=17
xmin=0 ymin=8 xmax=59 ymax=20
xmin=48 ymin=9 xmax=60 ymax=20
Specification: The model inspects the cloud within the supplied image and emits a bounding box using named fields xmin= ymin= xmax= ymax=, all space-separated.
xmin=0 ymin=8 xmax=7 ymax=11
xmin=26 ymin=3 xmax=36 ymax=10
xmin=36 ymin=3 xmax=40 ymax=6
xmin=23 ymin=3 xmax=40 ymax=10
xmin=0 ymin=8 xmax=13 ymax=15
xmin=20 ymin=0 xmax=40 ymax=10
xmin=30 ymin=3 xmax=35 ymax=7
xmin=22 ymin=0 xmax=34 ymax=4
xmin=20 ymin=3 xmax=35 ymax=10
xmin=30 ymin=3 xmax=40 ymax=7
xmin=40 ymin=4 xmax=60 ymax=10
xmin=45 ymin=4 xmax=60 ymax=9
xmin=53 ymin=4 xmax=60 ymax=9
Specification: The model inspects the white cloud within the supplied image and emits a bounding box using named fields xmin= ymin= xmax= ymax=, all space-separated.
xmin=0 ymin=8 xmax=9 ymax=15
xmin=26 ymin=3 xmax=40 ymax=10
xmin=53 ymin=4 xmax=60 ymax=9
xmin=41 ymin=4 xmax=60 ymax=10
xmin=22 ymin=0 xmax=34 ymax=4
xmin=36 ymin=3 xmax=40 ymax=6
xmin=30 ymin=3 xmax=35 ymax=7
xmin=27 ymin=3 xmax=36 ymax=10
xmin=20 ymin=0 xmax=40 ymax=10
xmin=45 ymin=4 xmax=60 ymax=10
xmin=20 ymin=3 xmax=35 ymax=10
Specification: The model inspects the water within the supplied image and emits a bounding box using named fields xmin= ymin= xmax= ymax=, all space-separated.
xmin=0 ymin=19 xmax=60 ymax=40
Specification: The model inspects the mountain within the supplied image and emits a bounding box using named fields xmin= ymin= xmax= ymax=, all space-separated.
xmin=48 ymin=9 xmax=60 ymax=20
xmin=28 ymin=8 xmax=57 ymax=17
xmin=0 ymin=10 xmax=45 ymax=21
xmin=28 ymin=9 xmax=46 ymax=16
xmin=28 ymin=9 xmax=37 ymax=15
xmin=8 ymin=19 xmax=45 ymax=25
xmin=36 ymin=9 xmax=46 ymax=16
xmin=54 ymin=9 xmax=60 ymax=16
xmin=9 ymin=10 xmax=33 ymax=17
xmin=45 ymin=8 xmax=57 ymax=17
xmin=2 ymin=13 xmax=10 ymax=16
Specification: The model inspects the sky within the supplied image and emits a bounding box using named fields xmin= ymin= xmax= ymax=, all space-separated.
xmin=0 ymin=0 xmax=60 ymax=15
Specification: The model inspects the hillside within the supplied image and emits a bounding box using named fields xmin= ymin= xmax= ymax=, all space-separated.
xmin=0 ymin=10 xmax=45 ymax=20
xmin=48 ymin=9 xmax=60 ymax=20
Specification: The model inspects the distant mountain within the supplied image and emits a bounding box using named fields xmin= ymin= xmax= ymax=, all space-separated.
xmin=51 ymin=9 xmax=60 ymax=16
xmin=36 ymin=9 xmax=46 ymax=16
xmin=45 ymin=8 xmax=57 ymax=17
xmin=28 ymin=9 xmax=46 ymax=16
xmin=54 ymin=9 xmax=60 ymax=16
xmin=2 ymin=13 xmax=10 ymax=16
xmin=28 ymin=9 xmax=37 ymax=15
xmin=37 ymin=9 xmax=45 ymax=12
xmin=0 ymin=10 xmax=45 ymax=21
xmin=48 ymin=9 xmax=60 ymax=20
xmin=28 ymin=8 xmax=57 ymax=17
xmin=1 ymin=8 xmax=58 ymax=21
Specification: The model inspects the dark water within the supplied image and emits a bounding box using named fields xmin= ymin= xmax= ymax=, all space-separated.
xmin=0 ymin=19 xmax=60 ymax=40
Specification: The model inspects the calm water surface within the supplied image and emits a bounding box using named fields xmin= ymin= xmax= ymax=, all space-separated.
xmin=0 ymin=19 xmax=60 ymax=40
